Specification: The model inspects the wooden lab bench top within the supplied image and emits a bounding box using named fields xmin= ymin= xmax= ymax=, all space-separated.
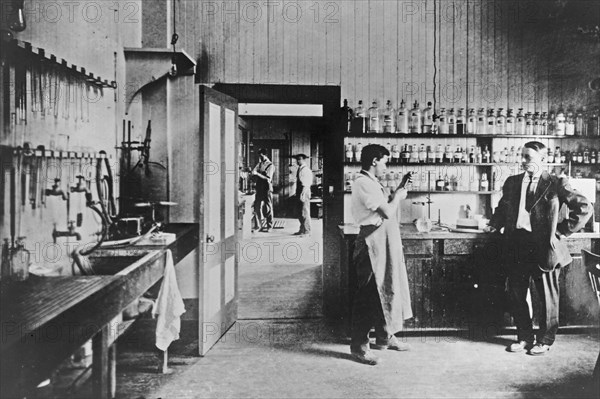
xmin=0 ymin=223 xmax=198 ymax=398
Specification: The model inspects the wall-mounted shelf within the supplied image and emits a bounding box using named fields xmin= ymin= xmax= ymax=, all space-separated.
xmin=6 ymin=145 xmax=113 ymax=160
xmin=3 ymin=39 xmax=117 ymax=89
xmin=344 ymin=133 xmax=598 ymax=139
xmin=344 ymin=162 xmax=496 ymax=166
xmin=344 ymin=190 xmax=500 ymax=195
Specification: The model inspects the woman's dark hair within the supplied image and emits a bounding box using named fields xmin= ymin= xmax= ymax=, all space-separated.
xmin=361 ymin=144 xmax=390 ymax=170
xmin=523 ymin=141 xmax=546 ymax=153
xmin=258 ymin=148 xmax=268 ymax=156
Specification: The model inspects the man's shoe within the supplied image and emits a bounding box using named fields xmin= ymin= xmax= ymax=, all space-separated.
xmin=529 ymin=343 xmax=551 ymax=356
xmin=507 ymin=341 xmax=534 ymax=352
xmin=372 ymin=335 xmax=410 ymax=351
xmin=293 ymin=231 xmax=305 ymax=236
xmin=260 ymin=227 xmax=271 ymax=232
xmin=350 ymin=350 xmax=379 ymax=365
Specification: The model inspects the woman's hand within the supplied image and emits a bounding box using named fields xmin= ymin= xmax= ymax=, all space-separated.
xmin=393 ymin=188 xmax=408 ymax=201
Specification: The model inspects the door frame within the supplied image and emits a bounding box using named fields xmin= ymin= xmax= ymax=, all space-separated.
xmin=212 ymin=84 xmax=343 ymax=318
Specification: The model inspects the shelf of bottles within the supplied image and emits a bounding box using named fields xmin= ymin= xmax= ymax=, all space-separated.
xmin=341 ymin=98 xmax=600 ymax=198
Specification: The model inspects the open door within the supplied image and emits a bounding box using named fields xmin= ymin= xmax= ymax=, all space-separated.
xmin=198 ymin=86 xmax=239 ymax=355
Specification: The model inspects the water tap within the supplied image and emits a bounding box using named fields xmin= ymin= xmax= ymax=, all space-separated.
xmin=52 ymin=221 xmax=82 ymax=242
xmin=46 ymin=178 xmax=68 ymax=200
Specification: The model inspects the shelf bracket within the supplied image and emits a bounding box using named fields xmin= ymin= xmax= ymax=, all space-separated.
xmin=124 ymin=48 xmax=196 ymax=114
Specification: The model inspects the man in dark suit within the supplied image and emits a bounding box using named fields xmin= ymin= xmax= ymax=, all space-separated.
xmin=484 ymin=141 xmax=592 ymax=355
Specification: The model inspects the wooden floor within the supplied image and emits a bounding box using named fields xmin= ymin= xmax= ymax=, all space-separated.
xmin=238 ymin=218 xmax=324 ymax=319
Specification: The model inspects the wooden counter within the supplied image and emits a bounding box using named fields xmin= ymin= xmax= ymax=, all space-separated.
xmin=0 ymin=223 xmax=198 ymax=398
xmin=339 ymin=224 xmax=600 ymax=331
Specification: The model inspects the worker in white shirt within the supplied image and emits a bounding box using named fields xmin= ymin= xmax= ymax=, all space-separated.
xmin=293 ymin=154 xmax=313 ymax=236
xmin=251 ymin=148 xmax=275 ymax=232
xmin=349 ymin=144 xmax=414 ymax=365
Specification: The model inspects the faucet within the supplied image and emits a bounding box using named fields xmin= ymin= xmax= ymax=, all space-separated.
xmin=46 ymin=178 xmax=68 ymax=201
xmin=70 ymin=175 xmax=93 ymax=204
xmin=53 ymin=221 xmax=82 ymax=242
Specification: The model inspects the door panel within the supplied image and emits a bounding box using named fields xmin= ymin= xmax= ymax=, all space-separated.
xmin=199 ymin=86 xmax=239 ymax=356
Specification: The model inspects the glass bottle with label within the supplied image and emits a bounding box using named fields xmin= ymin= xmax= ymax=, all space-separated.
xmin=397 ymin=100 xmax=409 ymax=134
xmin=422 ymin=101 xmax=434 ymax=133
xmin=483 ymin=145 xmax=491 ymax=163
xmin=456 ymin=108 xmax=466 ymax=135
xmin=410 ymin=145 xmax=419 ymax=164
xmin=436 ymin=174 xmax=445 ymax=191
xmin=410 ymin=101 xmax=422 ymax=134
xmin=426 ymin=145 xmax=435 ymax=163
xmin=466 ymin=108 xmax=476 ymax=134
xmin=547 ymin=147 xmax=555 ymax=163
xmin=547 ymin=111 xmax=556 ymax=135
xmin=444 ymin=145 xmax=453 ymax=163
xmin=525 ymin=112 xmax=534 ymax=135
xmin=343 ymin=99 xmax=353 ymax=133
xmin=382 ymin=100 xmax=396 ymax=133
xmin=540 ymin=112 xmax=548 ymax=135
xmin=575 ymin=110 xmax=585 ymax=136
xmin=345 ymin=142 xmax=353 ymax=162
xmin=476 ymin=108 xmax=487 ymax=135
xmin=454 ymin=145 xmax=462 ymax=164
xmin=448 ymin=108 xmax=457 ymax=135
xmin=435 ymin=144 xmax=444 ymax=163
xmin=469 ymin=145 xmax=476 ymax=163
xmin=565 ymin=110 xmax=575 ymax=136
xmin=496 ymin=108 xmax=506 ymax=135
xmin=555 ymin=110 xmax=566 ymax=136
xmin=588 ymin=108 xmax=599 ymax=136
xmin=462 ymin=147 xmax=469 ymax=164
xmin=352 ymin=100 xmax=367 ymax=134
xmin=476 ymin=146 xmax=483 ymax=163
xmin=487 ymin=108 xmax=496 ymax=135
xmin=401 ymin=144 xmax=411 ymax=164
xmin=554 ymin=146 xmax=562 ymax=164
xmin=516 ymin=108 xmax=526 ymax=135
xmin=367 ymin=100 xmax=381 ymax=133
xmin=438 ymin=108 xmax=448 ymax=134
xmin=419 ymin=144 xmax=427 ymax=163
xmin=505 ymin=109 xmax=515 ymax=134
xmin=391 ymin=144 xmax=400 ymax=164
xmin=583 ymin=148 xmax=590 ymax=164
xmin=532 ymin=112 xmax=541 ymax=135
xmin=480 ymin=173 xmax=489 ymax=191
xmin=355 ymin=142 xmax=363 ymax=162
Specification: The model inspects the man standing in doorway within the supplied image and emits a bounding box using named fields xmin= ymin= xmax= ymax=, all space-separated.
xmin=485 ymin=141 xmax=592 ymax=355
xmin=293 ymin=154 xmax=313 ymax=236
xmin=350 ymin=144 xmax=414 ymax=365
xmin=251 ymin=148 xmax=274 ymax=233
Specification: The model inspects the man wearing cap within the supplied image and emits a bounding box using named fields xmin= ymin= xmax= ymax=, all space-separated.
xmin=293 ymin=154 xmax=313 ymax=236
xmin=251 ymin=148 xmax=275 ymax=232
xmin=485 ymin=141 xmax=592 ymax=355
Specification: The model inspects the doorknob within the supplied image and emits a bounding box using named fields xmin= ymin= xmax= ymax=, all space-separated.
xmin=206 ymin=234 xmax=215 ymax=243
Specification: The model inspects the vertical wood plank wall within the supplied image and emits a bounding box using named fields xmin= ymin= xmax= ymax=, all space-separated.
xmin=178 ymin=0 xmax=599 ymax=110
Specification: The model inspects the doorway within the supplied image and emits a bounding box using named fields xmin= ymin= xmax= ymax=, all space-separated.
xmin=214 ymin=83 xmax=342 ymax=321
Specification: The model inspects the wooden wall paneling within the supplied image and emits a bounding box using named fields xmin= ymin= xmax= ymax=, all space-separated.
xmin=414 ymin=0 xmax=426 ymax=106
xmin=339 ymin=1 xmax=355 ymax=101
xmin=284 ymin=1 xmax=298 ymax=84
xmin=252 ymin=2 xmax=266 ymax=84
xmin=324 ymin=2 xmax=340 ymax=85
xmin=382 ymin=0 xmax=397 ymax=104
xmin=470 ymin=0 xmax=481 ymax=108
xmin=399 ymin=0 xmax=410 ymax=105
xmin=269 ymin=1 xmax=284 ymax=84
xmin=295 ymin=1 xmax=309 ymax=85
xmin=496 ymin=0 xmax=507 ymax=111
xmin=455 ymin=0 xmax=468 ymax=110
xmin=442 ymin=0 xmax=453 ymax=108
xmin=355 ymin=1 xmax=369 ymax=102
xmin=367 ymin=0 xmax=380 ymax=101
xmin=425 ymin=0 xmax=435 ymax=106
xmin=222 ymin=0 xmax=239 ymax=83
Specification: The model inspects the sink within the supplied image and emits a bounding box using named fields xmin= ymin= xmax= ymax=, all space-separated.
xmin=79 ymin=249 xmax=163 ymax=276
xmin=87 ymin=256 xmax=145 ymax=275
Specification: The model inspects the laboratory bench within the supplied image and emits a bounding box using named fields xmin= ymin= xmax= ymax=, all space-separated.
xmin=0 ymin=223 xmax=198 ymax=399
xmin=339 ymin=224 xmax=600 ymax=332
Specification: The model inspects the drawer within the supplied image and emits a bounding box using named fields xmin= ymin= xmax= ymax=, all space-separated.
xmin=403 ymin=239 xmax=433 ymax=256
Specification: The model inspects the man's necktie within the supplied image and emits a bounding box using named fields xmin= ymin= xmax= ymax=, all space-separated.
xmin=525 ymin=174 xmax=535 ymax=212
